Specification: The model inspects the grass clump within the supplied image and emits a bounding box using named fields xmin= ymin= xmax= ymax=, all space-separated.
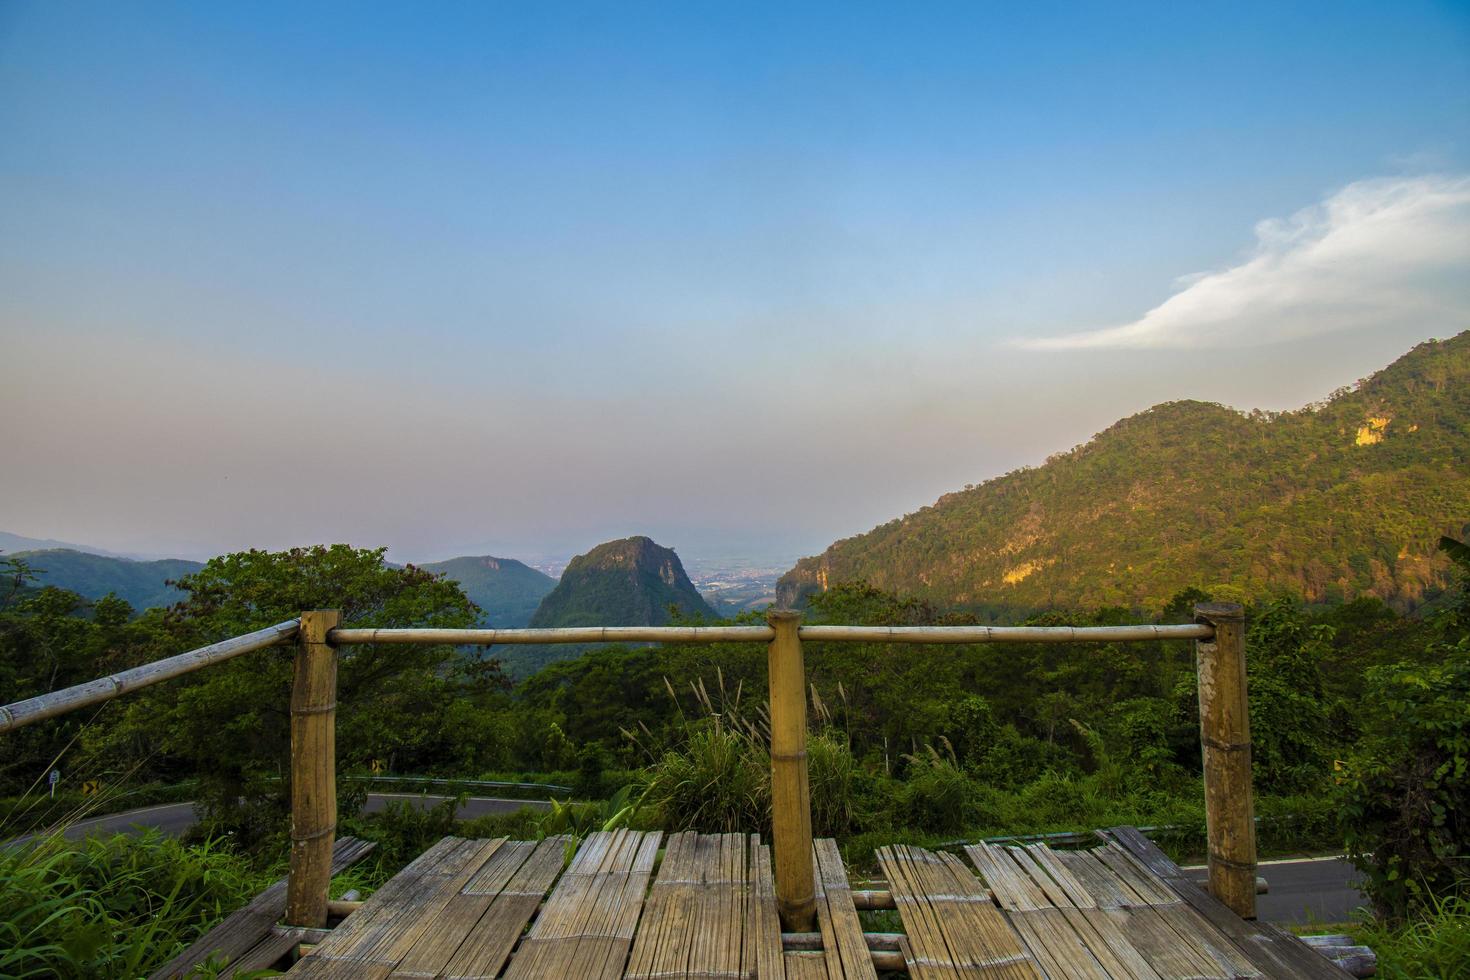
xmin=1353 ymin=895 xmax=1470 ymax=979
xmin=0 ymin=830 xmax=266 ymax=979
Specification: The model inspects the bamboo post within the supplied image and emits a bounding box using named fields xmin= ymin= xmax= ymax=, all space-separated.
xmin=766 ymin=609 xmax=816 ymax=931
xmin=286 ymin=609 xmax=340 ymax=927
xmin=1194 ymin=602 xmax=1257 ymax=919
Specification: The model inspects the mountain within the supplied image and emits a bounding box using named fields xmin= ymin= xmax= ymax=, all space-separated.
xmin=8 ymin=549 xmax=204 ymax=612
xmin=529 ymin=536 xmax=716 ymax=627
xmin=0 ymin=531 xmax=133 ymax=559
xmin=779 ymin=332 xmax=1470 ymax=615
xmin=418 ymin=555 xmax=557 ymax=628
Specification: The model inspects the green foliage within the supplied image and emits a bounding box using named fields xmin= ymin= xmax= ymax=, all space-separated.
xmin=1339 ymin=648 xmax=1470 ymax=918
xmin=0 ymin=831 xmax=265 ymax=979
xmin=1338 ymin=534 xmax=1470 ymax=919
xmin=780 ymin=332 xmax=1470 ymax=614
xmin=73 ymin=545 xmax=499 ymax=848
xmin=1352 ymin=894 xmax=1470 ymax=979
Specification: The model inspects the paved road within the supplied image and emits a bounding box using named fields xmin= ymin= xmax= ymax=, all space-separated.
xmin=16 ymin=793 xmax=552 ymax=842
xmin=1185 ymin=855 xmax=1368 ymax=925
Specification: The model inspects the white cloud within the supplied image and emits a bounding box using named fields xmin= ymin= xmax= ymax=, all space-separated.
xmin=1020 ymin=174 xmax=1470 ymax=350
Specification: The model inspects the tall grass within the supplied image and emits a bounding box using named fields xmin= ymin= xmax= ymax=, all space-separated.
xmin=1354 ymin=894 xmax=1470 ymax=979
xmin=0 ymin=830 xmax=267 ymax=979
xmin=631 ymin=672 xmax=865 ymax=837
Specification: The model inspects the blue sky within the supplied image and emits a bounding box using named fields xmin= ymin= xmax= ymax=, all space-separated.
xmin=2 ymin=1 xmax=1468 ymax=561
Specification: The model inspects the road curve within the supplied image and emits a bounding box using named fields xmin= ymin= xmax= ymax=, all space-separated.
xmin=1185 ymin=855 xmax=1368 ymax=925
xmin=12 ymin=793 xmax=552 ymax=843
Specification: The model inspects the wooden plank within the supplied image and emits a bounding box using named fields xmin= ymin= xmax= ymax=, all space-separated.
xmin=290 ymin=837 xmax=501 ymax=977
xmin=150 ymin=836 xmax=375 ymax=980
xmin=503 ymin=829 xmax=662 ymax=980
xmin=1056 ymin=850 xmax=1230 ymax=980
xmin=1104 ymin=827 xmax=1352 ymax=979
xmin=1008 ymin=845 xmax=1162 ymax=980
xmin=628 ymin=831 xmax=762 ymax=980
xmin=812 ymin=838 xmax=877 ymax=980
xmin=966 ymin=843 xmax=1110 ymax=979
xmin=784 ymin=950 xmax=830 ymax=980
xmin=878 ymin=844 xmax=1042 ymax=979
xmin=219 ymin=928 xmax=311 ymax=979
xmin=439 ymin=836 xmax=571 ymax=980
xmin=386 ymin=837 xmax=538 ymax=978
xmin=750 ymin=837 xmax=787 ymax=979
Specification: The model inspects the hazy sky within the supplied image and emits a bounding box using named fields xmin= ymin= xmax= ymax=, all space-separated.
xmin=2 ymin=2 xmax=1468 ymax=563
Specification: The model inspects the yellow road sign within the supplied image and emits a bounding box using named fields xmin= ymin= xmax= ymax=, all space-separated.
xmin=81 ymin=780 xmax=101 ymax=796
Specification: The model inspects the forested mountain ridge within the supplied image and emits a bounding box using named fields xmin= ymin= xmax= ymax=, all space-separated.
xmin=530 ymin=536 xmax=714 ymax=627
xmin=4 ymin=549 xmax=204 ymax=612
xmin=779 ymin=332 xmax=1470 ymax=614
xmin=417 ymin=555 xmax=556 ymax=628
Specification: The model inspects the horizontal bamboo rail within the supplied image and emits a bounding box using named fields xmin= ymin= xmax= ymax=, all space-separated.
xmin=798 ymin=623 xmax=1213 ymax=643
xmin=329 ymin=625 xmax=776 ymax=645
xmin=0 ymin=619 xmax=300 ymax=733
xmin=326 ymin=622 xmax=1214 ymax=646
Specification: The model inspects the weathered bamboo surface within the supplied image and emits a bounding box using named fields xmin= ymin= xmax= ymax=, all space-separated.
xmin=250 ymin=829 xmax=1357 ymax=980
xmin=627 ymin=831 xmax=768 ymax=979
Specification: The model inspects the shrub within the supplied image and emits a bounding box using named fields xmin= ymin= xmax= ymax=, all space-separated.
xmin=891 ymin=743 xmax=989 ymax=834
xmin=641 ymin=723 xmax=769 ymax=833
xmin=1339 ymin=651 xmax=1470 ymax=918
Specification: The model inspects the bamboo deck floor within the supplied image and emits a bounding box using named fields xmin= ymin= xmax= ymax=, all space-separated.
xmin=252 ymin=827 xmax=1351 ymax=979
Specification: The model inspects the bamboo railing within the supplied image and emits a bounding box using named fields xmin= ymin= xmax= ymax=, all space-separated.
xmin=0 ymin=603 xmax=1256 ymax=928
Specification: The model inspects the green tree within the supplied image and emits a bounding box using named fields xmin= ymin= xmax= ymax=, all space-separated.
xmin=1340 ymin=535 xmax=1470 ymax=918
xmin=91 ymin=546 xmax=495 ymax=845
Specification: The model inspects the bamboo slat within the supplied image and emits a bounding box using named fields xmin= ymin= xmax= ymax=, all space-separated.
xmin=627 ymin=831 xmax=767 ymax=980
xmin=811 ymin=838 xmax=877 ymax=979
xmin=289 ymin=837 xmax=500 ymax=977
xmin=967 ymin=843 xmax=1160 ymax=980
xmin=503 ymin=829 xmax=662 ymax=980
xmin=386 ymin=836 xmax=538 ymax=977
xmin=1104 ymin=827 xmax=1352 ymax=979
xmin=965 ymin=842 xmax=1111 ymax=979
xmin=784 ymin=951 xmax=830 ymax=980
xmin=439 ymin=835 xmax=572 ymax=980
xmin=149 ymin=836 xmax=374 ymax=980
xmin=877 ymin=843 xmax=1042 ymax=979
xmin=751 ymin=836 xmax=788 ymax=979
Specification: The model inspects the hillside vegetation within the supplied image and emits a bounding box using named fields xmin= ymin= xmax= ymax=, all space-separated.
xmin=780 ymin=332 xmax=1470 ymax=614
xmin=418 ymin=555 xmax=556 ymax=627
xmin=5 ymin=550 xmax=203 ymax=612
